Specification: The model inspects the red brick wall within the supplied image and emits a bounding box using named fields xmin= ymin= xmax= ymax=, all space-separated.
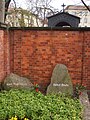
xmin=0 ymin=29 xmax=10 ymax=83
xmin=83 ymin=31 xmax=90 ymax=90
xmin=4 ymin=30 xmax=10 ymax=76
xmin=0 ymin=28 xmax=89 ymax=92
xmin=9 ymin=28 xmax=90 ymax=92
xmin=0 ymin=30 xmax=5 ymax=82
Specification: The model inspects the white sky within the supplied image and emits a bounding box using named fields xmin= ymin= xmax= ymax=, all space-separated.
xmin=52 ymin=0 xmax=90 ymax=8
xmin=12 ymin=0 xmax=90 ymax=11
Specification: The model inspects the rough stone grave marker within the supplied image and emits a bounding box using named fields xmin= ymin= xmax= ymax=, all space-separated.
xmin=3 ymin=73 xmax=33 ymax=90
xmin=47 ymin=64 xmax=73 ymax=95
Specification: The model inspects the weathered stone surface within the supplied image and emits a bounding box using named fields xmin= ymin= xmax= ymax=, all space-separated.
xmin=79 ymin=91 xmax=90 ymax=120
xmin=47 ymin=64 xmax=73 ymax=95
xmin=3 ymin=73 xmax=33 ymax=90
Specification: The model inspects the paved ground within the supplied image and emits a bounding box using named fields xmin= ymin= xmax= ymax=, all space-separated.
xmin=79 ymin=91 xmax=90 ymax=120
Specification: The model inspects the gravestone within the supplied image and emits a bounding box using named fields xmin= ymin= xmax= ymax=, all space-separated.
xmin=3 ymin=73 xmax=33 ymax=90
xmin=47 ymin=64 xmax=73 ymax=95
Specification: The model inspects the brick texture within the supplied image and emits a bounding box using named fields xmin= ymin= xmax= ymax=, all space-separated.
xmin=0 ymin=28 xmax=90 ymax=93
xmin=0 ymin=30 xmax=10 ymax=83
xmin=8 ymin=29 xmax=90 ymax=93
xmin=83 ymin=31 xmax=90 ymax=90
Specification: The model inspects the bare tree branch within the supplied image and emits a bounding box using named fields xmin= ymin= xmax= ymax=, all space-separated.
xmin=81 ymin=0 xmax=90 ymax=12
xmin=26 ymin=0 xmax=57 ymax=26
xmin=5 ymin=0 xmax=11 ymax=19
xmin=13 ymin=0 xmax=16 ymax=9
xmin=5 ymin=0 xmax=16 ymax=20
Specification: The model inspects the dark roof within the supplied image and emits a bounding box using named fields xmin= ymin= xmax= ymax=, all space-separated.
xmin=47 ymin=12 xmax=80 ymax=20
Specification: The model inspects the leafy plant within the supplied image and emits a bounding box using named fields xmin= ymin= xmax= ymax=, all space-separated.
xmin=33 ymin=82 xmax=39 ymax=92
xmin=73 ymin=83 xmax=86 ymax=98
xmin=0 ymin=89 xmax=83 ymax=120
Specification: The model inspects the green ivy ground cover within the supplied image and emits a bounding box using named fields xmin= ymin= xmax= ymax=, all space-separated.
xmin=0 ymin=89 xmax=83 ymax=120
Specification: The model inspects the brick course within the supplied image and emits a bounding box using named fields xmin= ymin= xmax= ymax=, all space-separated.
xmin=0 ymin=27 xmax=90 ymax=93
xmin=0 ymin=30 xmax=5 ymax=82
xmin=0 ymin=29 xmax=10 ymax=83
xmin=9 ymin=28 xmax=90 ymax=92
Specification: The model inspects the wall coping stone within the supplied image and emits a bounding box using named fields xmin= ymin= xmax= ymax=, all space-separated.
xmin=0 ymin=27 xmax=89 ymax=31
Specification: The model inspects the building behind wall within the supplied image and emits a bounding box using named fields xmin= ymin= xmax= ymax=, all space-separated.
xmin=65 ymin=5 xmax=90 ymax=27
xmin=5 ymin=7 xmax=43 ymax=27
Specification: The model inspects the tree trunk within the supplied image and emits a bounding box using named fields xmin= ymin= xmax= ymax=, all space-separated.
xmin=0 ymin=0 xmax=5 ymax=23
